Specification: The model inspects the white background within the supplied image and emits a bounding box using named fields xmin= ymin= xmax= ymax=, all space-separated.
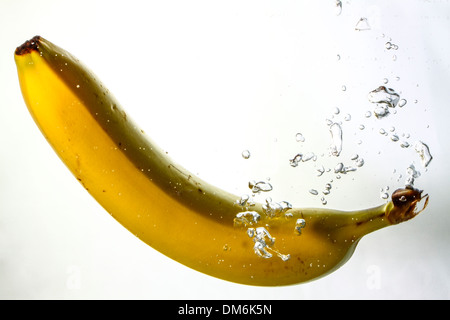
xmin=0 ymin=0 xmax=449 ymax=299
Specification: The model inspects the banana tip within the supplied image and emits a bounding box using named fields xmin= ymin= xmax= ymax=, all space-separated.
xmin=15 ymin=35 xmax=41 ymax=56
xmin=386 ymin=186 xmax=429 ymax=225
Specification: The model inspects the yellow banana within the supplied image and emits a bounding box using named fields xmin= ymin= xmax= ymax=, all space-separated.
xmin=14 ymin=36 xmax=429 ymax=286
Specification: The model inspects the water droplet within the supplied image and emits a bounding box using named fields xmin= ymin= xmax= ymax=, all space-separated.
xmin=355 ymin=17 xmax=371 ymax=31
xmin=329 ymin=122 xmax=343 ymax=157
xmin=309 ymin=189 xmax=319 ymax=196
xmin=321 ymin=197 xmax=328 ymax=205
xmin=359 ymin=124 xmax=365 ymax=130
xmin=295 ymin=132 xmax=305 ymax=142
xmin=242 ymin=150 xmax=251 ymax=159
xmin=365 ymin=111 xmax=372 ymax=118
xmin=341 ymin=85 xmax=347 ymax=92
xmin=344 ymin=113 xmax=352 ymax=121
xmin=414 ymin=141 xmax=433 ymax=167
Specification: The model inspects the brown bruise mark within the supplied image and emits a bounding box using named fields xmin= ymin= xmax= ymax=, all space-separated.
xmin=15 ymin=36 xmax=41 ymax=55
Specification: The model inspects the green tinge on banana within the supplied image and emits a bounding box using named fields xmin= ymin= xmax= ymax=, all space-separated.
xmin=14 ymin=36 xmax=429 ymax=286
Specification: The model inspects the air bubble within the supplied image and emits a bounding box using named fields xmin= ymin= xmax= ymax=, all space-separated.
xmin=329 ymin=122 xmax=343 ymax=157
xmin=335 ymin=0 xmax=342 ymax=15
xmin=242 ymin=150 xmax=251 ymax=159
xmin=405 ymin=164 xmax=421 ymax=187
xmin=390 ymin=134 xmax=399 ymax=142
xmin=295 ymin=133 xmax=305 ymax=142
xmin=262 ymin=198 xmax=292 ymax=218
xmin=236 ymin=194 xmax=254 ymax=207
xmin=414 ymin=141 xmax=433 ymax=167
xmin=368 ymin=86 xmax=400 ymax=108
xmin=316 ymin=165 xmax=325 ymax=177
xmin=289 ymin=153 xmax=303 ymax=167
xmin=295 ymin=219 xmax=306 ymax=235
xmin=355 ymin=17 xmax=371 ymax=31
xmin=249 ymin=180 xmax=273 ymax=193
xmin=234 ymin=211 xmax=261 ymax=226
xmin=248 ymin=227 xmax=289 ymax=261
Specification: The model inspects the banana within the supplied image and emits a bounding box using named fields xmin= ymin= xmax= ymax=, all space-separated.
xmin=14 ymin=36 xmax=429 ymax=286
